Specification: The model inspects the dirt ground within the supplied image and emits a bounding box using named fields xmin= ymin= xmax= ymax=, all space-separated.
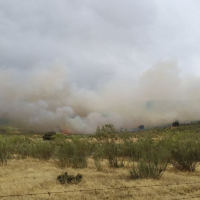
xmin=1 ymin=158 xmax=200 ymax=200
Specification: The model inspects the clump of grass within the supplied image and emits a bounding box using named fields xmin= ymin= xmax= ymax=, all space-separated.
xmin=57 ymin=172 xmax=83 ymax=184
xmin=0 ymin=136 xmax=12 ymax=165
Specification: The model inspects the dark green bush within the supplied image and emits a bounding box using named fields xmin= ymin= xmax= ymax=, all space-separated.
xmin=57 ymin=172 xmax=83 ymax=184
xmin=172 ymin=121 xmax=179 ymax=127
xmin=42 ymin=132 xmax=56 ymax=140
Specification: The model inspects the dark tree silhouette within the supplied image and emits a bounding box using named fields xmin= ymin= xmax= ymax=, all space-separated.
xmin=172 ymin=121 xmax=179 ymax=127
xmin=42 ymin=132 xmax=56 ymax=140
xmin=138 ymin=125 xmax=145 ymax=130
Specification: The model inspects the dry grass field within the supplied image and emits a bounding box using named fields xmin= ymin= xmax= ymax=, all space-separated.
xmin=1 ymin=123 xmax=200 ymax=200
xmin=1 ymin=157 xmax=200 ymax=200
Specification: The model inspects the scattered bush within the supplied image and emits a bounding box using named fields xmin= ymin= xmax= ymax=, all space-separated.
xmin=2 ymin=122 xmax=200 ymax=183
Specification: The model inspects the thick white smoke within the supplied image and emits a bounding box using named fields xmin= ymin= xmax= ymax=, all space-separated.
xmin=0 ymin=60 xmax=200 ymax=133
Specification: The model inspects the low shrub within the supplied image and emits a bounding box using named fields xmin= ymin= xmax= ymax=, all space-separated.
xmin=130 ymin=159 xmax=168 ymax=179
xmin=57 ymin=172 xmax=83 ymax=184
xmin=42 ymin=132 xmax=56 ymax=140
xmin=9 ymin=136 xmax=33 ymax=159
xmin=93 ymin=139 xmax=125 ymax=169
xmin=54 ymin=138 xmax=89 ymax=168
xmin=96 ymin=124 xmax=116 ymax=135
xmin=172 ymin=121 xmax=179 ymax=127
xmin=95 ymin=124 xmax=117 ymax=141
xmin=170 ymin=139 xmax=200 ymax=171
xmin=129 ymin=138 xmax=169 ymax=179
xmin=30 ymin=142 xmax=55 ymax=160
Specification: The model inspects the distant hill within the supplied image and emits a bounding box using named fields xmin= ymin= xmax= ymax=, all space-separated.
xmin=145 ymin=99 xmax=200 ymax=111
xmin=0 ymin=118 xmax=10 ymax=125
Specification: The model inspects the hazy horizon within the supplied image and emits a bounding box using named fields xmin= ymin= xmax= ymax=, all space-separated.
xmin=1 ymin=1 xmax=200 ymax=133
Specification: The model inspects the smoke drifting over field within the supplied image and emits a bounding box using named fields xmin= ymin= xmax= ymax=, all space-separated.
xmin=1 ymin=1 xmax=200 ymax=133
xmin=0 ymin=60 xmax=200 ymax=133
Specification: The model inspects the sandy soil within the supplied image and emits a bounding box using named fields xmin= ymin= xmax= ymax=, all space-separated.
xmin=1 ymin=158 xmax=200 ymax=200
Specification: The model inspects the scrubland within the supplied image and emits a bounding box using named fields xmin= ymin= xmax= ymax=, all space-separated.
xmin=1 ymin=123 xmax=200 ymax=200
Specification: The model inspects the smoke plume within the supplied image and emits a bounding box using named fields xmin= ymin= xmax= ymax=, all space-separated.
xmin=0 ymin=60 xmax=200 ymax=133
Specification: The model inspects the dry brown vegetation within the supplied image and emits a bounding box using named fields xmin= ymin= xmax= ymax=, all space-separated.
xmin=1 ymin=158 xmax=200 ymax=200
xmin=1 ymin=123 xmax=200 ymax=199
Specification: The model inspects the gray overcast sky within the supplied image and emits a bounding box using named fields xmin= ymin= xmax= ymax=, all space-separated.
xmin=1 ymin=0 xmax=200 ymax=89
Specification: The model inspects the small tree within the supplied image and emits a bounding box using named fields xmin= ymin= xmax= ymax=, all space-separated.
xmin=138 ymin=125 xmax=145 ymax=131
xmin=172 ymin=121 xmax=179 ymax=127
xmin=42 ymin=132 xmax=56 ymax=140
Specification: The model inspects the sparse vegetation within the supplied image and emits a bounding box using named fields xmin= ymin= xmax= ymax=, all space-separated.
xmin=1 ymin=122 xmax=200 ymax=174
xmin=1 ymin=122 xmax=200 ymax=199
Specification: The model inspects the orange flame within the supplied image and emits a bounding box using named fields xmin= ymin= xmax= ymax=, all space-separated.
xmin=62 ymin=130 xmax=69 ymax=135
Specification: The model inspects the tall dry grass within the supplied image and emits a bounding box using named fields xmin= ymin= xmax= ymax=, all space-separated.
xmin=1 ymin=158 xmax=200 ymax=200
xmin=1 ymin=123 xmax=200 ymax=199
